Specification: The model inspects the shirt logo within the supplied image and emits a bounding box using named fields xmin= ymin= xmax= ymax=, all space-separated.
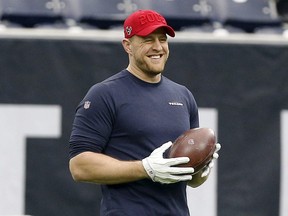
xmin=169 ymin=102 xmax=183 ymax=106
xmin=84 ymin=101 xmax=91 ymax=109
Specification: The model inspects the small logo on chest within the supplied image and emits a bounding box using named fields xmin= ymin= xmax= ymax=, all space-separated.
xmin=169 ymin=102 xmax=183 ymax=106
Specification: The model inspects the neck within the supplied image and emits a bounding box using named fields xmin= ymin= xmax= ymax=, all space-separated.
xmin=126 ymin=65 xmax=161 ymax=83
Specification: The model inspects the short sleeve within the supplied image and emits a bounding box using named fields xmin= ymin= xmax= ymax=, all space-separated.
xmin=69 ymin=84 xmax=115 ymax=158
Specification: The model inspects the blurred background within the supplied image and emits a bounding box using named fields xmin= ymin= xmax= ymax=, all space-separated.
xmin=0 ymin=0 xmax=288 ymax=216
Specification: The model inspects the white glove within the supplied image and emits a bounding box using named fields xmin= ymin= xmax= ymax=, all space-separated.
xmin=142 ymin=141 xmax=195 ymax=184
xmin=201 ymin=143 xmax=221 ymax=177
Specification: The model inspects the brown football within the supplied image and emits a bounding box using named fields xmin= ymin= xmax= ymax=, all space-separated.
xmin=168 ymin=128 xmax=216 ymax=173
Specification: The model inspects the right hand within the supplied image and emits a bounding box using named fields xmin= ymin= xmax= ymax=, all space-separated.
xmin=142 ymin=141 xmax=194 ymax=184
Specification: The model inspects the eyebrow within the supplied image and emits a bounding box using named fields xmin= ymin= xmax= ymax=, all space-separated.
xmin=143 ymin=33 xmax=167 ymax=39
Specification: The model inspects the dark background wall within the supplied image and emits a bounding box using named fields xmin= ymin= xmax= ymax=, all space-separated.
xmin=0 ymin=34 xmax=288 ymax=216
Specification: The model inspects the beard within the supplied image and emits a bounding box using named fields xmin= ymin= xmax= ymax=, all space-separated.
xmin=135 ymin=55 xmax=168 ymax=77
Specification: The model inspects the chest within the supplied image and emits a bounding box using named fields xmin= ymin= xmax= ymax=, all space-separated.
xmin=113 ymin=89 xmax=191 ymax=141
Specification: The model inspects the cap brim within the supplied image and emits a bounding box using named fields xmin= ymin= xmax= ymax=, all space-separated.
xmin=136 ymin=24 xmax=175 ymax=37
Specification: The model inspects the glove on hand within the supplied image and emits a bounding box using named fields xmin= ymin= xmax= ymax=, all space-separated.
xmin=201 ymin=143 xmax=221 ymax=177
xmin=142 ymin=141 xmax=194 ymax=184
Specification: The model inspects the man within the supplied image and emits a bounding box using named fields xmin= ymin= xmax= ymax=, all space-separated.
xmin=69 ymin=10 xmax=220 ymax=216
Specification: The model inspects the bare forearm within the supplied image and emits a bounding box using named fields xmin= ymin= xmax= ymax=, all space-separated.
xmin=69 ymin=152 xmax=148 ymax=184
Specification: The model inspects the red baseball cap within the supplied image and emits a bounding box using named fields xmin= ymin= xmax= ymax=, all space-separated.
xmin=123 ymin=10 xmax=175 ymax=38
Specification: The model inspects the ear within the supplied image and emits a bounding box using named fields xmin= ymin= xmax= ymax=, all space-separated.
xmin=122 ymin=38 xmax=132 ymax=54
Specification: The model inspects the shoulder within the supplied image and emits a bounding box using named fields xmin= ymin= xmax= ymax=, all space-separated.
xmin=162 ymin=76 xmax=193 ymax=96
xmin=102 ymin=70 xmax=130 ymax=84
xmin=87 ymin=70 xmax=130 ymax=95
xmin=162 ymin=76 xmax=186 ymax=88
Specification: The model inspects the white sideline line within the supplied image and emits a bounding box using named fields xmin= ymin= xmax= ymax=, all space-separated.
xmin=0 ymin=26 xmax=288 ymax=45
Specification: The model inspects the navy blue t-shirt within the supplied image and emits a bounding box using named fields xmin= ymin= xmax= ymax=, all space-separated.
xmin=69 ymin=70 xmax=199 ymax=216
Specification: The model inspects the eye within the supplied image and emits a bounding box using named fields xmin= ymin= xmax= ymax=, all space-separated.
xmin=159 ymin=37 xmax=167 ymax=43
xmin=143 ymin=38 xmax=153 ymax=43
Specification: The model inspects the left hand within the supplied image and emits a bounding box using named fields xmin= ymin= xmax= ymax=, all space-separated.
xmin=142 ymin=141 xmax=194 ymax=184
xmin=201 ymin=143 xmax=221 ymax=178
